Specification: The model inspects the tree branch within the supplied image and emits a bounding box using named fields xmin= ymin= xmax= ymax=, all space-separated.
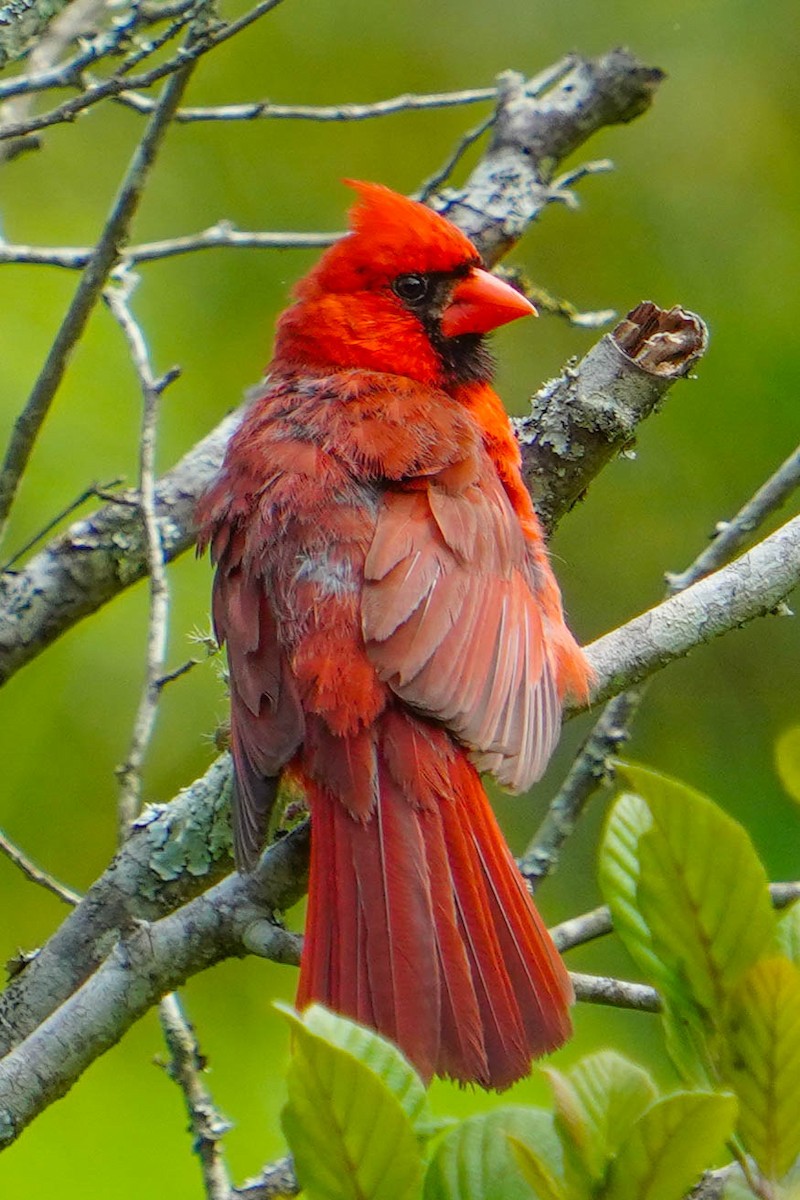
xmin=103 ymin=273 xmax=180 ymax=831
xmin=0 ymin=830 xmax=304 ymax=1149
xmin=0 ymin=754 xmax=238 ymax=1055
xmin=115 ymin=81 xmax=499 ymax=123
xmin=158 ymin=992 xmax=234 ymax=1199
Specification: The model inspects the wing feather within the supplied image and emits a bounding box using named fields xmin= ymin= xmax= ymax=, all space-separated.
xmin=364 ymin=465 xmax=562 ymax=793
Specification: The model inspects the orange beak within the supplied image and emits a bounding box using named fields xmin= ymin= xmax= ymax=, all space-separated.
xmin=440 ymin=268 xmax=537 ymax=338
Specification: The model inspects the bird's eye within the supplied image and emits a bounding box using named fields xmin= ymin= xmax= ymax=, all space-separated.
xmin=392 ymin=273 xmax=430 ymax=304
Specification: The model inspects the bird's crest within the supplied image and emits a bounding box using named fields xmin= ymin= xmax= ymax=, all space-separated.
xmin=303 ymin=181 xmax=481 ymax=295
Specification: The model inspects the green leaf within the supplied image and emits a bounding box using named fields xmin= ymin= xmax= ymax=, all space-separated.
xmin=287 ymin=1002 xmax=429 ymax=1129
xmin=508 ymin=1136 xmax=567 ymax=1200
xmin=599 ymin=789 xmax=671 ymax=991
xmin=775 ymin=726 xmax=800 ymax=804
xmin=778 ymin=904 xmax=800 ymax=967
xmin=601 ymin=1091 xmax=738 ymax=1200
xmin=602 ymin=763 xmax=776 ymax=1018
xmin=545 ymin=1051 xmax=657 ymax=1190
xmin=423 ymin=1107 xmax=562 ymax=1200
xmin=721 ymin=956 xmax=800 ymax=1182
xmin=280 ymin=1005 xmax=424 ymax=1200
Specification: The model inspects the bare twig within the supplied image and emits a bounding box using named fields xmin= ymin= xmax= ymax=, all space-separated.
xmin=116 ymin=83 xmax=498 ymax=122
xmin=0 ymin=477 xmax=123 ymax=573
xmin=0 ymin=226 xmax=339 ymax=270
xmin=520 ymin=689 xmax=643 ymax=887
xmin=104 ymin=273 xmax=180 ymax=834
xmin=0 ymin=830 xmax=81 ymax=906
xmin=0 ymin=0 xmax=199 ymax=101
xmin=549 ymin=883 xmax=800 ymax=958
xmin=158 ymin=992 xmax=233 ymax=1200
xmin=549 ymin=905 xmax=613 ymax=952
xmin=666 ymin=442 xmax=800 ymax=593
xmin=156 ymin=657 xmax=200 ymax=689
xmin=577 ymin=513 xmax=799 ymax=711
xmin=0 ymin=0 xmax=107 ymax=162
xmin=415 ymin=111 xmax=495 ymax=203
xmin=433 ymin=51 xmax=665 ymax=265
xmin=569 ymin=972 xmax=661 ymax=1013
xmin=0 ymin=56 xmax=196 ymax=548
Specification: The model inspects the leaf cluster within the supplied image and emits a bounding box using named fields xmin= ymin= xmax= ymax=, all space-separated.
xmin=277 ymin=762 xmax=800 ymax=1199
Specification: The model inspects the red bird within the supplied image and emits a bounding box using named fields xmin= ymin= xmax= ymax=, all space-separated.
xmin=198 ymin=182 xmax=591 ymax=1089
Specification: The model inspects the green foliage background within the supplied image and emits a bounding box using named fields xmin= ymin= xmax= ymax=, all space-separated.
xmin=1 ymin=0 xmax=798 ymax=1192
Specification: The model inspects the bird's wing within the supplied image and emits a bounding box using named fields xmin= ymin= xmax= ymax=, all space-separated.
xmin=362 ymin=469 xmax=561 ymax=792
xmin=207 ymin=519 xmax=304 ymax=869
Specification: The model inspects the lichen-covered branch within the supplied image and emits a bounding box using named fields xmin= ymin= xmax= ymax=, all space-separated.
xmin=0 ymin=755 xmax=236 ymax=1055
xmin=0 ymin=831 xmax=304 ymax=1148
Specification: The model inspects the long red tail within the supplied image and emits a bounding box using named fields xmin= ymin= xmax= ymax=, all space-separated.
xmin=296 ymin=708 xmax=572 ymax=1089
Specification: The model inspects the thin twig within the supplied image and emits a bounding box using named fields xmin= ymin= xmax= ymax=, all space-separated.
xmin=0 ymin=478 xmax=123 ymax=573
xmin=547 ymin=157 xmax=614 ymax=209
xmin=569 ymin=971 xmax=661 ymax=1013
xmin=158 ymin=992 xmax=233 ymax=1200
xmin=0 ymin=0 xmax=107 ymax=162
xmin=115 ymin=83 xmax=497 ymax=122
xmin=156 ymin=657 xmax=200 ymax=690
xmin=0 ymin=831 xmax=81 ymax=906
xmin=549 ymin=905 xmax=613 ymax=952
xmin=0 ymin=0 xmax=199 ymax=101
xmin=0 ymin=226 xmax=339 ymax=270
xmin=547 ymin=883 xmax=800 ymax=958
xmin=0 ymin=55 xmax=197 ymax=549
xmin=415 ymin=111 xmax=495 ymax=203
xmin=105 ymin=272 xmax=180 ymax=835
xmin=666 ymin=442 xmax=800 ymax=593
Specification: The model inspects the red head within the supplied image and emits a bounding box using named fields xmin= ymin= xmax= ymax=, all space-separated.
xmin=272 ymin=181 xmax=535 ymax=388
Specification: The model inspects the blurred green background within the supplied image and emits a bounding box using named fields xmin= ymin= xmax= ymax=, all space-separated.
xmin=1 ymin=0 xmax=798 ymax=1192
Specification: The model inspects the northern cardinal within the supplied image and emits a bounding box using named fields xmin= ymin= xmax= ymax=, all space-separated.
xmin=198 ymin=182 xmax=591 ymax=1089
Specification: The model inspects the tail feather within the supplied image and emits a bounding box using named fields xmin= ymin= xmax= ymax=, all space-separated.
xmin=418 ymin=804 xmax=487 ymax=1082
xmin=437 ymin=782 xmax=530 ymax=1087
xmin=460 ymin=761 xmax=572 ymax=1053
xmin=296 ymin=711 xmax=572 ymax=1089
